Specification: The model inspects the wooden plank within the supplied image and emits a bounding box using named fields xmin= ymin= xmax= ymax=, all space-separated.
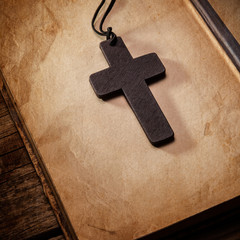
xmin=0 ymin=93 xmax=8 ymax=118
xmin=49 ymin=235 xmax=66 ymax=240
xmin=0 ymin=147 xmax=30 ymax=175
xmin=0 ymin=164 xmax=61 ymax=239
xmin=191 ymin=0 xmax=240 ymax=72
xmin=26 ymin=228 xmax=64 ymax=240
xmin=0 ymin=132 xmax=24 ymax=156
xmin=0 ymin=114 xmax=17 ymax=138
xmin=0 ymin=161 xmax=34 ymax=185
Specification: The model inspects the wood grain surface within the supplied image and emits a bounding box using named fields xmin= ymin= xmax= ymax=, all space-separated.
xmin=0 ymin=1 xmax=239 ymax=239
xmin=0 ymin=92 xmax=65 ymax=240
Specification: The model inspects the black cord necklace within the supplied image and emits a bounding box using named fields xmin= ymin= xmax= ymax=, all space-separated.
xmin=90 ymin=1 xmax=174 ymax=146
xmin=91 ymin=0 xmax=117 ymax=45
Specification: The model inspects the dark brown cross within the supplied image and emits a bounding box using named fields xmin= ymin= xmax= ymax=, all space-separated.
xmin=90 ymin=37 xmax=174 ymax=146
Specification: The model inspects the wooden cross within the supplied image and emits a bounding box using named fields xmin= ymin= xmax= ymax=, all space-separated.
xmin=90 ymin=37 xmax=174 ymax=146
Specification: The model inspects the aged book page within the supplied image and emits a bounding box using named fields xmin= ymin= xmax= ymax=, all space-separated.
xmin=0 ymin=1 xmax=240 ymax=239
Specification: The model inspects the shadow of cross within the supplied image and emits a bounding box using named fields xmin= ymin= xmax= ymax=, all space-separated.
xmin=90 ymin=37 xmax=174 ymax=146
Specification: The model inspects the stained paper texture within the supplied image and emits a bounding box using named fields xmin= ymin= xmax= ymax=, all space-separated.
xmin=0 ymin=1 xmax=240 ymax=239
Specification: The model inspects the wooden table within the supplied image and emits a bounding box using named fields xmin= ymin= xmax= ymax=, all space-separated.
xmin=0 ymin=91 xmax=64 ymax=239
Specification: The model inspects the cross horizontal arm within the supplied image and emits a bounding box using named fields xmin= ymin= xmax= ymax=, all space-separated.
xmin=133 ymin=53 xmax=165 ymax=80
xmin=90 ymin=66 xmax=123 ymax=98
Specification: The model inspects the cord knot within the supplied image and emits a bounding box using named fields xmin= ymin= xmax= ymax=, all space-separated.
xmin=107 ymin=27 xmax=117 ymax=46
